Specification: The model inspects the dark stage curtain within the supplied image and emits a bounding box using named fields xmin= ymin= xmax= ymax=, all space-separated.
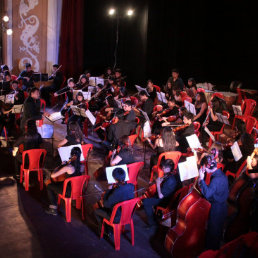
xmin=59 ymin=0 xmax=84 ymax=80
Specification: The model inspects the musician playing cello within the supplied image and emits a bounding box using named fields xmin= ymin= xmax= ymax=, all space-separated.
xmin=45 ymin=147 xmax=82 ymax=216
xmin=94 ymin=167 xmax=134 ymax=237
xmin=143 ymin=159 xmax=181 ymax=234
xmin=18 ymin=63 xmax=34 ymax=91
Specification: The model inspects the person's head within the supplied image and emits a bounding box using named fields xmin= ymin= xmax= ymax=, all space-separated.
xmin=167 ymin=81 xmax=172 ymax=89
xmin=112 ymin=167 xmax=126 ymax=184
xmin=1 ymin=64 xmax=9 ymax=72
xmin=105 ymin=95 xmax=116 ymax=107
xmin=123 ymin=100 xmax=132 ymax=112
xmin=25 ymin=63 xmax=31 ymax=71
xmin=196 ymin=92 xmax=207 ymax=104
xmin=172 ymin=88 xmax=177 ymax=96
xmin=97 ymin=83 xmax=104 ymax=91
xmin=236 ymin=120 xmax=246 ymax=135
xmin=76 ymin=92 xmax=84 ymax=102
xmin=67 ymin=78 xmax=75 ymax=88
xmin=211 ymin=97 xmax=220 ymax=111
xmin=191 ymin=85 xmax=197 ymax=95
xmin=29 ymin=87 xmax=40 ymax=100
xmin=161 ymin=127 xmax=177 ymax=152
xmin=4 ymin=71 xmax=11 ymax=81
xmin=106 ymin=67 xmax=113 ymax=75
xmin=11 ymin=80 xmax=19 ymax=90
xmin=147 ymin=80 xmax=154 ymax=89
xmin=183 ymin=111 xmax=194 ymax=125
xmin=68 ymin=121 xmax=83 ymax=141
xmin=139 ymin=90 xmax=148 ymax=102
xmin=115 ymin=68 xmax=122 ymax=78
xmin=70 ymin=147 xmax=82 ymax=174
xmin=171 ymin=68 xmax=179 ymax=79
xmin=161 ymin=159 xmax=175 ymax=174
xmin=79 ymin=74 xmax=87 ymax=84
xmin=25 ymin=119 xmax=37 ymax=135
xmin=53 ymin=64 xmax=59 ymax=72
xmin=188 ymin=78 xmax=196 ymax=87
xmin=179 ymin=106 xmax=187 ymax=117
xmin=167 ymin=98 xmax=176 ymax=109
xmin=84 ymin=70 xmax=91 ymax=78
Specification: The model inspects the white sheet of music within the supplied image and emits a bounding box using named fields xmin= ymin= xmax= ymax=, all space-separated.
xmin=157 ymin=92 xmax=167 ymax=103
xmin=143 ymin=121 xmax=152 ymax=138
xmin=88 ymin=86 xmax=96 ymax=93
xmin=37 ymin=124 xmax=54 ymax=139
xmin=232 ymin=105 xmax=242 ymax=116
xmin=135 ymin=85 xmax=150 ymax=96
xmin=96 ymin=77 xmax=104 ymax=86
xmin=46 ymin=112 xmax=64 ymax=122
xmin=89 ymin=77 xmax=97 ymax=86
xmin=0 ymin=95 xmax=5 ymax=102
xmin=83 ymin=91 xmax=91 ymax=100
xmin=178 ymin=155 xmax=199 ymax=181
xmin=231 ymin=141 xmax=243 ymax=162
xmin=5 ymin=94 xmax=14 ymax=104
xmin=11 ymin=104 xmax=23 ymax=114
xmin=58 ymin=144 xmax=84 ymax=162
xmin=186 ymin=134 xmax=202 ymax=149
xmin=106 ymin=165 xmax=129 ymax=184
xmin=184 ymin=100 xmax=196 ymax=115
xmin=215 ymin=113 xmax=230 ymax=125
xmin=204 ymin=126 xmax=215 ymax=142
xmin=85 ymin=109 xmax=96 ymax=125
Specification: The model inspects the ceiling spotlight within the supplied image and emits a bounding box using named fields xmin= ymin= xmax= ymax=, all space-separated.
xmin=127 ymin=9 xmax=134 ymax=16
xmin=3 ymin=15 xmax=9 ymax=22
xmin=108 ymin=8 xmax=116 ymax=16
xmin=6 ymin=29 xmax=13 ymax=35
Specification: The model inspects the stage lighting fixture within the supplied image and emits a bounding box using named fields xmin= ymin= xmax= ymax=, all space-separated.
xmin=108 ymin=8 xmax=116 ymax=16
xmin=127 ymin=9 xmax=134 ymax=16
xmin=6 ymin=29 xmax=13 ymax=35
xmin=2 ymin=15 xmax=9 ymax=22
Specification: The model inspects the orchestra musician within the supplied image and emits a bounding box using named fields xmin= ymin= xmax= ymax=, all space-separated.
xmin=94 ymin=167 xmax=134 ymax=237
xmin=12 ymin=80 xmax=25 ymax=105
xmin=0 ymin=100 xmax=12 ymax=139
xmin=198 ymin=156 xmax=229 ymax=250
xmin=138 ymin=90 xmax=154 ymax=119
xmin=167 ymin=68 xmax=184 ymax=91
xmin=75 ymin=74 xmax=88 ymax=90
xmin=0 ymin=71 xmax=12 ymax=95
xmin=193 ymin=91 xmax=208 ymax=124
xmin=18 ymin=63 xmax=34 ymax=91
xmin=146 ymin=80 xmax=157 ymax=103
xmin=103 ymin=67 xmax=114 ymax=80
xmin=40 ymin=64 xmax=63 ymax=107
xmin=164 ymin=81 xmax=173 ymax=99
xmin=45 ymin=147 xmax=82 ymax=216
xmin=142 ymin=159 xmax=181 ymax=234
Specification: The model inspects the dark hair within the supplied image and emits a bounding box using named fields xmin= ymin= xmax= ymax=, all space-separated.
xmin=1 ymin=64 xmax=9 ymax=71
xmin=78 ymin=74 xmax=87 ymax=84
xmin=53 ymin=64 xmax=59 ymax=68
xmin=112 ymin=168 xmax=126 ymax=183
xmin=97 ymin=83 xmax=104 ymax=89
xmin=115 ymin=68 xmax=122 ymax=74
xmin=25 ymin=63 xmax=31 ymax=68
xmin=168 ymin=98 xmax=176 ymax=103
xmin=76 ymin=91 xmax=84 ymax=100
xmin=70 ymin=147 xmax=82 ymax=175
xmin=172 ymin=68 xmax=179 ymax=74
xmin=29 ymin=87 xmax=39 ymax=96
xmin=25 ymin=119 xmax=38 ymax=136
xmin=139 ymin=90 xmax=148 ymax=97
xmin=11 ymin=80 xmax=19 ymax=85
xmin=67 ymin=78 xmax=74 ymax=84
xmin=188 ymin=78 xmax=196 ymax=86
xmin=161 ymin=158 xmax=175 ymax=172
xmin=183 ymin=111 xmax=194 ymax=121
xmin=147 ymin=79 xmax=153 ymax=84
xmin=196 ymin=92 xmax=207 ymax=105
xmin=4 ymin=71 xmax=11 ymax=77
xmin=191 ymin=85 xmax=197 ymax=91
xmin=161 ymin=127 xmax=177 ymax=152
xmin=236 ymin=120 xmax=246 ymax=134
xmin=106 ymin=95 xmax=117 ymax=107
xmin=67 ymin=121 xmax=84 ymax=143
xmin=124 ymin=100 xmax=132 ymax=107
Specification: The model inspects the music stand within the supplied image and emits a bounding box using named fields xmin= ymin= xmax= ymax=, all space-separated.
xmin=232 ymin=105 xmax=242 ymax=116
xmin=11 ymin=104 xmax=23 ymax=114
xmin=157 ymin=92 xmax=167 ymax=103
xmin=216 ymin=113 xmax=230 ymax=125
xmin=135 ymin=85 xmax=150 ymax=96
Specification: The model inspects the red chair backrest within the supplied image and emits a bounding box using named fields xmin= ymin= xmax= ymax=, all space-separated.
xmin=153 ymin=85 xmax=161 ymax=92
xmin=222 ymin=110 xmax=230 ymax=119
xmin=157 ymin=151 xmax=182 ymax=169
xmin=153 ymin=104 xmax=163 ymax=112
xmin=193 ymin=121 xmax=201 ymax=133
xmin=197 ymin=88 xmax=205 ymax=93
xmin=22 ymin=149 xmax=47 ymax=170
xmin=128 ymin=134 xmax=138 ymax=146
xmin=135 ymin=117 xmax=140 ymax=125
xmin=81 ymin=144 xmax=93 ymax=161
xmin=246 ymin=116 xmax=257 ymax=134
xmin=40 ymin=99 xmax=46 ymax=112
xmin=130 ymin=96 xmax=138 ymax=106
xmin=236 ymin=88 xmax=246 ymax=104
xmin=24 ymin=91 xmax=29 ymax=99
xmin=109 ymin=197 xmax=140 ymax=225
xmin=127 ymin=162 xmax=144 ymax=186
xmin=62 ymin=175 xmax=90 ymax=200
xmin=211 ymin=92 xmax=224 ymax=100
xmin=241 ymin=99 xmax=256 ymax=117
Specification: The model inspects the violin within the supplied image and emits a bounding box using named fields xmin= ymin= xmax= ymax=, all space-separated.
xmin=172 ymin=123 xmax=190 ymax=132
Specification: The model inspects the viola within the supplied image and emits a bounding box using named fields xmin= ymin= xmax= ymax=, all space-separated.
xmin=172 ymin=123 xmax=190 ymax=132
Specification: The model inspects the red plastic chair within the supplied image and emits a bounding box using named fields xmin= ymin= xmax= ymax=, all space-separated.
xmin=208 ymin=110 xmax=230 ymax=148
xmin=211 ymin=92 xmax=224 ymax=101
xmin=225 ymin=159 xmax=247 ymax=179
xmin=245 ymin=116 xmax=257 ymax=134
xmin=81 ymin=144 xmax=93 ymax=175
xmin=130 ymin=96 xmax=138 ymax=106
xmin=182 ymin=96 xmax=192 ymax=103
xmin=197 ymin=88 xmax=205 ymax=93
xmin=232 ymin=99 xmax=256 ymax=129
xmin=127 ymin=162 xmax=144 ymax=192
xmin=150 ymin=151 xmax=182 ymax=182
xmin=236 ymin=88 xmax=246 ymax=105
xmin=153 ymin=104 xmax=163 ymax=113
xmin=40 ymin=99 xmax=46 ymax=112
xmin=100 ymin=197 xmax=140 ymax=251
xmin=58 ymin=175 xmax=90 ymax=222
xmin=20 ymin=149 xmax=47 ymax=191
xmin=153 ymin=85 xmax=161 ymax=92
xmin=193 ymin=121 xmax=201 ymax=137
xmin=128 ymin=134 xmax=138 ymax=146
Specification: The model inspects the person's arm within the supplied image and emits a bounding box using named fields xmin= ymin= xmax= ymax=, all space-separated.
xmin=156 ymin=177 xmax=164 ymax=199
xmin=58 ymin=138 xmax=68 ymax=148
xmin=51 ymin=165 xmax=74 ymax=179
xmin=199 ymin=178 xmax=217 ymax=200
xmin=110 ymin=155 xmax=122 ymax=166
xmin=194 ymin=103 xmax=207 ymax=121
xmin=209 ymin=106 xmax=218 ymax=121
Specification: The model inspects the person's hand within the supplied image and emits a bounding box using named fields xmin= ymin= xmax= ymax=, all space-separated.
xmin=54 ymin=92 xmax=58 ymax=97
xmin=24 ymin=77 xmax=30 ymax=81
xmin=203 ymin=121 xmax=208 ymax=127
xmin=199 ymin=167 xmax=205 ymax=181
xmin=158 ymin=192 xmax=164 ymax=199
xmin=43 ymin=112 xmax=50 ymax=117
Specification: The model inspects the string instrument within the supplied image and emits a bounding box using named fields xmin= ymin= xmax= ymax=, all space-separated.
xmin=50 ymin=65 xmax=62 ymax=78
xmin=172 ymin=123 xmax=190 ymax=133
xmin=44 ymin=156 xmax=77 ymax=186
xmin=111 ymin=111 xmax=129 ymax=124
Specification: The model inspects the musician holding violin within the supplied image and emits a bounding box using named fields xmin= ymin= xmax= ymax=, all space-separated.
xmin=142 ymin=159 xmax=181 ymax=234
xmin=11 ymin=80 xmax=25 ymax=105
xmin=18 ymin=63 xmax=34 ymax=91
xmin=45 ymin=147 xmax=82 ymax=216
xmin=94 ymin=167 xmax=134 ymax=237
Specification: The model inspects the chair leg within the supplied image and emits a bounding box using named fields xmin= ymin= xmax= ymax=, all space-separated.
xmin=76 ymin=198 xmax=82 ymax=209
xmin=39 ymin=170 xmax=43 ymax=190
xmin=100 ymin=221 xmax=105 ymax=239
xmin=65 ymin=199 xmax=72 ymax=222
xmin=130 ymin=220 xmax=135 ymax=246
xmin=57 ymin=195 xmax=61 ymax=211
xmin=20 ymin=168 xmax=23 ymax=183
xmin=114 ymin=224 xmax=121 ymax=251
xmin=81 ymin=199 xmax=85 ymax=221
xmin=24 ymin=171 xmax=29 ymax=191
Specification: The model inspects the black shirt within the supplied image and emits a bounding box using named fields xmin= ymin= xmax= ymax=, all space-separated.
xmin=167 ymin=77 xmax=184 ymax=91
xmin=117 ymin=148 xmax=135 ymax=165
xmin=14 ymin=133 xmax=43 ymax=151
xmin=142 ymin=98 xmax=154 ymax=119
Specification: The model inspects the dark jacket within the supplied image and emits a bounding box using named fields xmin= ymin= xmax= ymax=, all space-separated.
xmin=142 ymin=98 xmax=154 ymax=119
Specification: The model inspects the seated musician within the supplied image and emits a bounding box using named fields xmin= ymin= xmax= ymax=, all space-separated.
xmin=18 ymin=63 xmax=34 ymax=91
xmin=110 ymin=136 xmax=135 ymax=166
xmin=75 ymin=74 xmax=88 ymax=90
xmin=186 ymin=77 xmax=196 ymax=89
xmin=1 ymin=71 xmax=12 ymax=95
xmin=201 ymin=96 xmax=227 ymax=147
xmin=138 ymin=90 xmax=154 ymax=119
xmin=94 ymin=167 xmax=135 ymax=236
xmin=152 ymin=98 xmax=179 ymax=135
xmin=143 ymin=159 xmax=181 ymax=232
xmin=40 ymin=64 xmax=63 ymax=107
xmin=175 ymin=111 xmax=195 ymax=153
xmin=173 ymin=90 xmax=183 ymax=106
xmin=68 ymin=92 xmax=87 ymax=129
xmin=113 ymin=68 xmax=126 ymax=88
xmin=45 ymin=147 xmax=82 ymax=216
xmin=57 ymin=121 xmax=85 ymax=148
xmin=167 ymin=68 xmax=184 ymax=91
xmin=106 ymin=100 xmax=137 ymax=147
xmin=193 ymin=91 xmax=208 ymax=124
xmin=103 ymin=67 xmax=114 ymax=80
xmin=13 ymin=119 xmax=43 ymax=179
xmin=164 ymin=81 xmax=172 ymax=99
xmin=54 ymin=78 xmax=75 ymax=123
xmin=0 ymin=100 xmax=12 ymax=138
xmin=198 ymin=157 xmax=229 ymax=250
xmin=12 ymin=80 xmax=25 ymax=105
xmin=146 ymin=80 xmax=157 ymax=103
xmin=188 ymin=84 xmax=197 ymax=104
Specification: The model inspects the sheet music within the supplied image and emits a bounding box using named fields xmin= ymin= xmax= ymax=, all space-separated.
xmin=37 ymin=124 xmax=54 ymax=139
xmin=85 ymin=109 xmax=96 ymax=125
xmin=89 ymin=77 xmax=97 ymax=86
xmin=135 ymin=85 xmax=149 ymax=96
xmin=45 ymin=112 xmax=64 ymax=122
xmin=186 ymin=134 xmax=202 ymax=149
xmin=11 ymin=104 xmax=23 ymax=114
xmin=232 ymin=105 xmax=242 ymax=116
xmin=215 ymin=113 xmax=230 ymax=125
xmin=5 ymin=94 xmax=14 ymax=104
xmin=178 ymin=155 xmax=199 ymax=181
xmin=70 ymin=106 xmax=87 ymax=118
xmin=115 ymin=100 xmax=123 ymax=109
xmin=204 ymin=126 xmax=215 ymax=142
xmin=156 ymin=92 xmax=167 ymax=103
xmin=58 ymin=144 xmax=84 ymax=162
xmin=143 ymin=121 xmax=152 ymax=138
xmin=88 ymin=86 xmax=96 ymax=93
xmin=184 ymin=100 xmax=196 ymax=115
xmin=105 ymin=165 xmax=129 ymax=184
xmin=231 ymin=141 xmax=243 ymax=162
xmin=96 ymin=77 xmax=104 ymax=86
